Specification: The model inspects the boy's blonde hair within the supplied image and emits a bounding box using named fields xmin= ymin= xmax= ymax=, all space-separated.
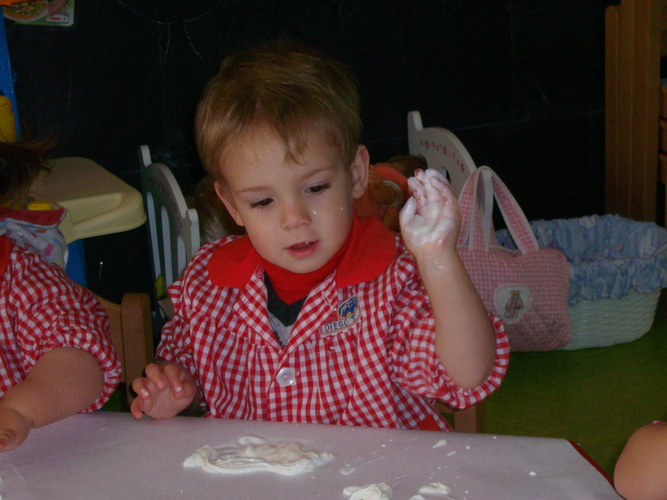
xmin=195 ymin=38 xmax=362 ymax=181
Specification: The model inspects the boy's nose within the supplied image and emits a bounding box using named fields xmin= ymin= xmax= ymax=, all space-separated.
xmin=281 ymin=200 xmax=311 ymax=229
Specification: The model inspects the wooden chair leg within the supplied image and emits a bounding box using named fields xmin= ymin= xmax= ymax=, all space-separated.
xmin=435 ymin=400 xmax=485 ymax=433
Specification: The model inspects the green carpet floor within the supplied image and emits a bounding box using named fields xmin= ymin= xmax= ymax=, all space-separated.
xmin=485 ymin=295 xmax=667 ymax=477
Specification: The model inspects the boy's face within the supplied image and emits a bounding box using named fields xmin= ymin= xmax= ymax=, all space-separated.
xmin=215 ymin=129 xmax=369 ymax=274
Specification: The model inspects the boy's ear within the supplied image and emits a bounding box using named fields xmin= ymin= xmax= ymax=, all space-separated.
xmin=214 ymin=180 xmax=245 ymax=227
xmin=349 ymin=145 xmax=370 ymax=200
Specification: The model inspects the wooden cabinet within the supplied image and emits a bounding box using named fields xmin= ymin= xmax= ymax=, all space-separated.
xmin=660 ymin=84 xmax=667 ymax=210
xmin=605 ymin=0 xmax=662 ymax=222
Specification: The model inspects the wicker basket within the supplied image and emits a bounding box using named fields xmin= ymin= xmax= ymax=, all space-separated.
xmin=495 ymin=215 xmax=667 ymax=350
xmin=561 ymin=289 xmax=661 ymax=350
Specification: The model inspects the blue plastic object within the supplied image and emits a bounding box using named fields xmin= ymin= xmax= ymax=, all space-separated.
xmin=0 ymin=18 xmax=18 ymax=137
xmin=65 ymin=239 xmax=87 ymax=287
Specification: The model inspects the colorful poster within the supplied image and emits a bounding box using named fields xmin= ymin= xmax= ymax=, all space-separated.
xmin=2 ymin=0 xmax=75 ymax=27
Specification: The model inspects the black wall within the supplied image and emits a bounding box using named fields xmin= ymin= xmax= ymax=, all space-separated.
xmin=5 ymin=0 xmax=611 ymax=301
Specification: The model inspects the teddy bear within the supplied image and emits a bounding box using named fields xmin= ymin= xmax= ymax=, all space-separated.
xmin=353 ymin=154 xmax=427 ymax=232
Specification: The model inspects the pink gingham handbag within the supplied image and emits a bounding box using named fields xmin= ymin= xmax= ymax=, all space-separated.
xmin=457 ymin=166 xmax=572 ymax=351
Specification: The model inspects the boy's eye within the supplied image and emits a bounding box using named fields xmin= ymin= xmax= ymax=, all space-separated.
xmin=307 ymin=183 xmax=330 ymax=194
xmin=250 ymin=198 xmax=273 ymax=209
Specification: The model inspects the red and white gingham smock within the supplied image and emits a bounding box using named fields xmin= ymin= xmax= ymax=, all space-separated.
xmin=0 ymin=238 xmax=121 ymax=411
xmin=157 ymin=217 xmax=509 ymax=431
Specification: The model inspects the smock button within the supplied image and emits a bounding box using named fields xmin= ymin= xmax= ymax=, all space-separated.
xmin=276 ymin=367 xmax=296 ymax=387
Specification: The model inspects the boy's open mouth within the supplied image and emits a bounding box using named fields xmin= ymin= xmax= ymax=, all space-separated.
xmin=289 ymin=241 xmax=315 ymax=251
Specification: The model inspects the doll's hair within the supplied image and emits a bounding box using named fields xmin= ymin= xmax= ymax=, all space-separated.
xmin=195 ymin=38 xmax=362 ymax=183
xmin=387 ymin=154 xmax=427 ymax=179
xmin=0 ymin=139 xmax=53 ymax=208
xmin=192 ymin=174 xmax=244 ymax=243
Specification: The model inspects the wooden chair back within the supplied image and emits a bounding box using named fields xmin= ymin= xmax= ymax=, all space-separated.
xmin=97 ymin=293 xmax=154 ymax=407
xmin=407 ymin=110 xmax=477 ymax=197
xmin=139 ymin=145 xmax=200 ymax=320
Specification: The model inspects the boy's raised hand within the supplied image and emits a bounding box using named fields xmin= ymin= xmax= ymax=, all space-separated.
xmin=130 ymin=362 xmax=198 ymax=420
xmin=399 ymin=168 xmax=461 ymax=264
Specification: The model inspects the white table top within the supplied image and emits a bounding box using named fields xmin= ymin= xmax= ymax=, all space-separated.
xmin=0 ymin=411 xmax=621 ymax=500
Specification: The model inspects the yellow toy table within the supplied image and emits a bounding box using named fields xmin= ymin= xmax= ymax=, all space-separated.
xmin=30 ymin=157 xmax=147 ymax=285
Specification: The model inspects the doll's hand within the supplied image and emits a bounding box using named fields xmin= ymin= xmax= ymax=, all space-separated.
xmin=399 ymin=168 xmax=460 ymax=262
xmin=0 ymin=405 xmax=32 ymax=452
xmin=130 ymin=362 xmax=197 ymax=420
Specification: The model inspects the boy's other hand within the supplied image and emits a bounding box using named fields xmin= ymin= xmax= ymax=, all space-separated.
xmin=400 ymin=168 xmax=460 ymax=263
xmin=0 ymin=406 xmax=32 ymax=452
xmin=130 ymin=362 xmax=197 ymax=420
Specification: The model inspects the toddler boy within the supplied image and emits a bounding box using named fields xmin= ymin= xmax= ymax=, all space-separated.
xmin=131 ymin=39 xmax=509 ymax=431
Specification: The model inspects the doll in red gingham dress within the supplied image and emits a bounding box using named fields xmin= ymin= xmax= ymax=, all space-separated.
xmin=0 ymin=140 xmax=121 ymax=452
xmin=131 ymin=39 xmax=510 ymax=431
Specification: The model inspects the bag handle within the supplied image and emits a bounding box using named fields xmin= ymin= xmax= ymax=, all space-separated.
xmin=458 ymin=167 xmax=493 ymax=249
xmin=457 ymin=166 xmax=539 ymax=254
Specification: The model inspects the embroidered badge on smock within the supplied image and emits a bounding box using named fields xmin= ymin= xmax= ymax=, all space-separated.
xmin=494 ymin=285 xmax=532 ymax=323
xmin=320 ymin=296 xmax=360 ymax=336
